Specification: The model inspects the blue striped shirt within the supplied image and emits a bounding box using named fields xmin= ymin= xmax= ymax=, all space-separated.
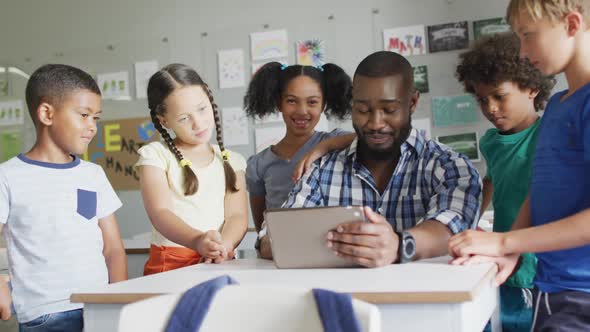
xmin=283 ymin=128 xmax=482 ymax=233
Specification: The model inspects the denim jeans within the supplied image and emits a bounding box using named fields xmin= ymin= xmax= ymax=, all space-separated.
xmin=19 ymin=309 xmax=83 ymax=332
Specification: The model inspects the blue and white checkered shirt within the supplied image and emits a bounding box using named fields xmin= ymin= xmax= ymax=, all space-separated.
xmin=282 ymin=128 xmax=482 ymax=233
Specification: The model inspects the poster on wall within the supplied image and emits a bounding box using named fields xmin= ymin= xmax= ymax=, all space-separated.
xmin=218 ymin=49 xmax=245 ymax=89
xmin=427 ymin=21 xmax=469 ymax=53
xmin=473 ymin=17 xmax=511 ymax=40
xmin=134 ymin=60 xmax=159 ymax=99
xmin=250 ymin=29 xmax=289 ymax=61
xmin=413 ymin=66 xmax=429 ymax=93
xmin=437 ymin=132 xmax=480 ymax=162
xmin=84 ymin=117 xmax=159 ymax=190
xmin=222 ymin=107 xmax=249 ymax=147
xmin=254 ymin=126 xmax=286 ymax=153
xmin=97 ymin=71 xmax=130 ymax=100
xmin=296 ymin=39 xmax=325 ymax=67
xmin=432 ymin=95 xmax=480 ymax=127
xmin=0 ymin=100 xmax=24 ymax=126
xmin=0 ymin=78 xmax=8 ymax=97
xmin=383 ymin=25 xmax=427 ymax=56
xmin=0 ymin=130 xmax=21 ymax=162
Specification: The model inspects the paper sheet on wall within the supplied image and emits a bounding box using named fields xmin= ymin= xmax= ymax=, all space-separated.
xmin=0 ymin=78 xmax=8 ymax=97
xmin=383 ymin=25 xmax=427 ymax=56
xmin=134 ymin=61 xmax=159 ymax=99
xmin=0 ymin=100 xmax=24 ymax=126
xmin=437 ymin=132 xmax=480 ymax=162
xmin=0 ymin=130 xmax=21 ymax=162
xmin=296 ymin=39 xmax=325 ymax=66
xmin=218 ymin=49 xmax=245 ymax=89
xmin=97 ymin=71 xmax=130 ymax=100
xmin=222 ymin=107 xmax=249 ymax=147
xmin=412 ymin=117 xmax=431 ymax=139
xmin=255 ymin=126 xmax=286 ymax=153
xmin=432 ymin=95 xmax=480 ymax=127
xmin=250 ymin=29 xmax=289 ymax=61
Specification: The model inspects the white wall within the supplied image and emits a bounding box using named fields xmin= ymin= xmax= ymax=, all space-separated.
xmin=0 ymin=0 xmax=566 ymax=238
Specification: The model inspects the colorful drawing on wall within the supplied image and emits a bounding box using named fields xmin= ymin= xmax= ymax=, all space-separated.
xmin=251 ymin=59 xmax=288 ymax=76
xmin=296 ymin=39 xmax=325 ymax=67
xmin=413 ymin=66 xmax=429 ymax=93
xmin=383 ymin=25 xmax=427 ymax=56
xmin=0 ymin=100 xmax=24 ymax=126
xmin=0 ymin=130 xmax=21 ymax=162
xmin=134 ymin=60 xmax=159 ymax=99
xmin=255 ymin=126 xmax=286 ymax=153
xmin=0 ymin=79 xmax=8 ymax=97
xmin=84 ymin=117 xmax=159 ymax=190
xmin=250 ymin=29 xmax=289 ymax=61
xmin=437 ymin=132 xmax=480 ymax=162
xmin=432 ymin=95 xmax=480 ymax=127
xmin=473 ymin=17 xmax=511 ymax=40
xmin=412 ymin=117 xmax=431 ymax=139
xmin=427 ymin=21 xmax=469 ymax=53
xmin=97 ymin=71 xmax=130 ymax=100
xmin=222 ymin=107 xmax=249 ymax=147
xmin=218 ymin=49 xmax=245 ymax=89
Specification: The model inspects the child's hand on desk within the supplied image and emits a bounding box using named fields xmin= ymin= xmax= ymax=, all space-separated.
xmin=448 ymin=229 xmax=507 ymax=258
xmin=201 ymin=240 xmax=235 ymax=264
xmin=0 ymin=277 xmax=11 ymax=320
xmin=194 ymin=230 xmax=225 ymax=261
xmin=450 ymin=254 xmax=520 ymax=286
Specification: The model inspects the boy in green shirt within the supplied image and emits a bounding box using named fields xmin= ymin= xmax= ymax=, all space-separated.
xmin=456 ymin=32 xmax=555 ymax=331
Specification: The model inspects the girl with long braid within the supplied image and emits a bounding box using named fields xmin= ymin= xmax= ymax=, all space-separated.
xmin=135 ymin=64 xmax=248 ymax=275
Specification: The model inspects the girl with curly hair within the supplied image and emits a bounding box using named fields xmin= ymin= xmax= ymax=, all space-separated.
xmin=244 ymin=63 xmax=354 ymax=232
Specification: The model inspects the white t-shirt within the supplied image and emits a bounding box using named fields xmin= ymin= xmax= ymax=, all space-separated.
xmin=0 ymin=154 xmax=122 ymax=323
xmin=135 ymin=142 xmax=246 ymax=247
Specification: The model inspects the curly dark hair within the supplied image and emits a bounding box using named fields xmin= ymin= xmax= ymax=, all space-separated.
xmin=456 ymin=32 xmax=555 ymax=111
xmin=244 ymin=62 xmax=352 ymax=120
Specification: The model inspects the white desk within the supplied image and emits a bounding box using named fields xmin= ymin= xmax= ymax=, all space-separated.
xmin=72 ymin=257 xmax=500 ymax=332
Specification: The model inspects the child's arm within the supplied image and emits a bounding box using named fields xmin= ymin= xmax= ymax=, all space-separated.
xmin=292 ymin=133 xmax=356 ymax=182
xmin=249 ymin=195 xmax=266 ymax=233
xmin=219 ymin=172 xmax=249 ymax=261
xmin=139 ymin=165 xmax=225 ymax=258
xmin=0 ymin=272 xmax=10 ymax=321
xmin=480 ymin=177 xmax=493 ymax=215
xmin=0 ymin=225 xmax=9 ymax=321
xmin=98 ymin=214 xmax=127 ymax=283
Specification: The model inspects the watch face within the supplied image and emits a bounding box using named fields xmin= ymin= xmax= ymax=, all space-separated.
xmin=404 ymin=238 xmax=416 ymax=257
xmin=402 ymin=232 xmax=416 ymax=260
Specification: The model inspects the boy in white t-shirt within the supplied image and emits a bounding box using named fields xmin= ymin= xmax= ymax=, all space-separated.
xmin=0 ymin=64 xmax=127 ymax=332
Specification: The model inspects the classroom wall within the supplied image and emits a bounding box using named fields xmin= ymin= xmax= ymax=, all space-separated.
xmin=0 ymin=0 xmax=567 ymax=239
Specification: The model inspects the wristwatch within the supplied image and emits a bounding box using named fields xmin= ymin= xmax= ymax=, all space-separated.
xmin=397 ymin=230 xmax=416 ymax=263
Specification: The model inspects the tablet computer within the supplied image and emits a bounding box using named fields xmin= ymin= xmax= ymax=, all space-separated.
xmin=265 ymin=206 xmax=366 ymax=269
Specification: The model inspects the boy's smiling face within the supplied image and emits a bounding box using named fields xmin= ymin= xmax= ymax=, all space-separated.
xmin=473 ymin=81 xmax=538 ymax=134
xmin=514 ymin=11 xmax=576 ymax=76
xmin=47 ymin=89 xmax=101 ymax=155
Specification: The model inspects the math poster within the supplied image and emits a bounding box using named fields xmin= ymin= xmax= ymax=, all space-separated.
xmin=84 ymin=117 xmax=159 ymax=190
xmin=383 ymin=25 xmax=427 ymax=56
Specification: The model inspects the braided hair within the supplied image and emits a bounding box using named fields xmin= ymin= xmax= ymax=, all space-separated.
xmin=244 ymin=62 xmax=352 ymax=120
xmin=147 ymin=64 xmax=238 ymax=196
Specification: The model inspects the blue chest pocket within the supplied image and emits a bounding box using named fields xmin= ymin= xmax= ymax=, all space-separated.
xmin=77 ymin=189 xmax=97 ymax=220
